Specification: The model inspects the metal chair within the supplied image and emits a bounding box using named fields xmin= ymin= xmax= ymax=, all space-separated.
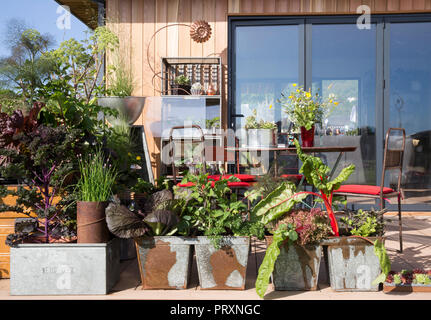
xmin=169 ymin=124 xmax=206 ymax=184
xmin=334 ymin=128 xmax=406 ymax=252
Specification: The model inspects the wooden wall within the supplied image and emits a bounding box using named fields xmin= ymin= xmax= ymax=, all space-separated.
xmin=106 ymin=0 xmax=431 ymax=178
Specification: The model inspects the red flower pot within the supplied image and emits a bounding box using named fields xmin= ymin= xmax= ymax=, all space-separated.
xmin=300 ymin=125 xmax=315 ymax=147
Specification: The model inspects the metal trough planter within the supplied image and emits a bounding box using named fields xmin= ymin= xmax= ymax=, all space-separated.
xmin=266 ymin=236 xmax=321 ymax=291
xmin=322 ymin=237 xmax=383 ymax=292
xmin=10 ymin=239 xmax=120 ymax=295
xmin=383 ymin=283 xmax=431 ymax=293
xmin=134 ymin=236 xmax=193 ymax=289
xmin=194 ymin=236 xmax=250 ymax=290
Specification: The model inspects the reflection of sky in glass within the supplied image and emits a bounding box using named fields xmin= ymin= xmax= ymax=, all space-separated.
xmin=235 ymin=25 xmax=299 ymax=130
xmin=390 ymin=22 xmax=431 ymax=136
xmin=312 ymin=24 xmax=376 ymax=134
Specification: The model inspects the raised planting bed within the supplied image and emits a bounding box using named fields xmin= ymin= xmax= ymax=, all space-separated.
xmin=10 ymin=239 xmax=120 ymax=295
xmin=383 ymin=270 xmax=431 ymax=293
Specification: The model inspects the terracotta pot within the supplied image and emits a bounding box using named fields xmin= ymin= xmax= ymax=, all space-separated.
xmin=300 ymin=125 xmax=315 ymax=147
xmin=77 ymin=201 xmax=110 ymax=243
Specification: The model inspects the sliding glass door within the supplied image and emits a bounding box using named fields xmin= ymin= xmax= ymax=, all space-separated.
xmin=386 ymin=21 xmax=431 ymax=206
xmin=232 ymin=21 xmax=302 ymax=132
xmin=229 ymin=15 xmax=431 ymax=209
xmin=310 ymin=22 xmax=377 ymax=185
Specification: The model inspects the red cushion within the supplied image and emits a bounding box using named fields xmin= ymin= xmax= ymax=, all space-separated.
xmin=281 ymin=174 xmax=303 ymax=181
xmin=207 ymin=174 xmax=256 ymax=182
xmin=334 ymin=184 xmax=395 ymax=195
xmin=176 ymin=182 xmax=195 ymax=188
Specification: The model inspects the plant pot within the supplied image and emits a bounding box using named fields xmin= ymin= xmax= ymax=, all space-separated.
xmin=134 ymin=236 xmax=193 ymax=289
xmin=322 ymin=236 xmax=383 ymax=292
xmin=170 ymin=84 xmax=191 ymax=95
xmin=10 ymin=239 xmax=120 ymax=295
xmin=247 ymin=129 xmax=277 ymax=148
xmin=383 ymin=282 xmax=431 ymax=293
xmin=194 ymin=236 xmax=250 ymax=290
xmin=77 ymin=201 xmax=110 ymax=244
xmin=97 ymin=96 xmax=146 ymax=125
xmin=265 ymin=236 xmax=321 ymax=291
xmin=300 ymin=125 xmax=315 ymax=147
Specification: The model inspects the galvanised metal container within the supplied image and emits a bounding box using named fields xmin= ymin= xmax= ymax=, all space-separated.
xmin=194 ymin=236 xmax=250 ymax=290
xmin=323 ymin=237 xmax=383 ymax=292
xmin=246 ymin=129 xmax=277 ymax=148
xmin=10 ymin=239 xmax=120 ymax=295
xmin=134 ymin=236 xmax=193 ymax=289
xmin=266 ymin=236 xmax=322 ymax=291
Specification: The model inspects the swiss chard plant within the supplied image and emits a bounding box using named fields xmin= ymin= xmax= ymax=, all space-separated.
xmin=294 ymin=139 xmax=355 ymax=236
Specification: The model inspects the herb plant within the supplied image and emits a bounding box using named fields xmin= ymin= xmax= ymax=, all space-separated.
xmin=340 ymin=208 xmax=386 ymax=237
xmin=174 ymin=172 xmax=264 ymax=247
xmin=76 ymin=149 xmax=118 ymax=202
xmin=174 ymin=75 xmax=191 ymax=85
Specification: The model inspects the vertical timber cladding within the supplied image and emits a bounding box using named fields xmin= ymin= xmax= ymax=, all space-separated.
xmin=106 ymin=0 xmax=431 ymax=179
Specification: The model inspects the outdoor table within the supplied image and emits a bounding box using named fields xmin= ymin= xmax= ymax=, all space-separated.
xmin=224 ymin=145 xmax=357 ymax=180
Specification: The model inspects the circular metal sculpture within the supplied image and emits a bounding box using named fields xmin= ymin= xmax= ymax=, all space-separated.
xmin=190 ymin=20 xmax=212 ymax=43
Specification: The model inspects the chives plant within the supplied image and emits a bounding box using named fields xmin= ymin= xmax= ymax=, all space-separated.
xmin=77 ymin=149 xmax=118 ymax=202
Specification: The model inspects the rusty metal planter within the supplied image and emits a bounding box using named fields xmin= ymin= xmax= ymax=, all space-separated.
xmin=194 ymin=236 xmax=250 ymax=290
xmin=322 ymin=237 xmax=383 ymax=292
xmin=77 ymin=201 xmax=110 ymax=243
xmin=266 ymin=236 xmax=321 ymax=291
xmin=134 ymin=236 xmax=193 ymax=290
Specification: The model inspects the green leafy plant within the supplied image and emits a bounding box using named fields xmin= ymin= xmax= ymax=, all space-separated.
xmin=76 ymin=148 xmax=118 ymax=202
xmin=245 ymin=109 xmax=277 ymax=130
xmin=340 ymin=209 xmax=386 ymax=237
xmin=174 ymin=75 xmax=190 ymax=85
xmin=174 ymin=172 xmax=264 ymax=247
xmin=255 ymin=223 xmax=298 ymax=298
xmin=106 ymin=55 xmax=134 ymax=97
xmin=294 ymin=139 xmax=355 ymax=236
xmin=278 ymin=84 xmax=338 ymax=130
xmin=206 ymin=116 xmax=220 ymax=129
xmin=143 ymin=210 xmax=179 ymax=236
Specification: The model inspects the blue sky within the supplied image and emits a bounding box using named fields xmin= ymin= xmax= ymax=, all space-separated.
xmin=0 ymin=0 xmax=90 ymax=57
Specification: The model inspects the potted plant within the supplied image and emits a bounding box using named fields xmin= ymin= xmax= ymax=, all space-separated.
xmin=171 ymin=75 xmax=191 ymax=95
xmin=278 ymin=84 xmax=338 ymax=147
xmin=105 ymin=188 xmax=194 ymax=290
xmin=244 ymin=109 xmax=278 ymax=147
xmin=75 ymin=148 xmax=118 ymax=244
xmin=293 ymin=140 xmax=391 ymax=292
xmin=383 ymin=269 xmax=431 ymax=293
xmin=321 ymin=208 xmax=388 ymax=292
xmin=244 ymin=180 xmax=331 ymax=298
xmin=0 ymin=107 xmax=120 ymax=295
xmin=174 ymin=172 xmax=264 ymax=290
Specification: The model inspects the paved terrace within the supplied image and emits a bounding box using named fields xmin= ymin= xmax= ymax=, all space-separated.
xmin=0 ymin=214 xmax=430 ymax=300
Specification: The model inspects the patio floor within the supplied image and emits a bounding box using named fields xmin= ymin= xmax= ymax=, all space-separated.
xmin=0 ymin=214 xmax=430 ymax=300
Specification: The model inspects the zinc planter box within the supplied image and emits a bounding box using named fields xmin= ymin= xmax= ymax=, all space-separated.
xmin=322 ymin=237 xmax=383 ymax=292
xmin=194 ymin=236 xmax=250 ymax=290
xmin=266 ymin=237 xmax=321 ymax=291
xmin=246 ymin=129 xmax=277 ymax=148
xmin=134 ymin=236 xmax=193 ymax=289
xmin=10 ymin=239 xmax=120 ymax=295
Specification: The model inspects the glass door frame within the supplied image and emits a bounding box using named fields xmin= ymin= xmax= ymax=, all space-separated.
xmin=228 ymin=14 xmax=431 ymax=211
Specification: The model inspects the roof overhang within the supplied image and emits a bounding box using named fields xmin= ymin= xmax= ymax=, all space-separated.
xmin=54 ymin=0 xmax=105 ymax=29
